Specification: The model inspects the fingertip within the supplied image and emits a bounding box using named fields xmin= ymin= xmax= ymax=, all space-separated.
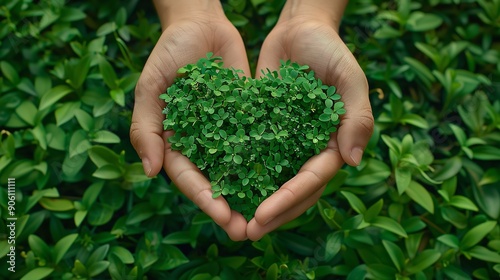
xmin=337 ymin=111 xmax=374 ymax=167
xmin=247 ymin=218 xmax=266 ymax=241
xmin=220 ymin=210 xmax=248 ymax=241
xmin=130 ymin=129 xmax=164 ymax=177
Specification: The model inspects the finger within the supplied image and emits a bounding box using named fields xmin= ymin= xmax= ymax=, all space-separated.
xmin=247 ymin=187 xmax=325 ymax=241
xmin=254 ymin=29 xmax=286 ymax=78
xmin=333 ymin=62 xmax=374 ymax=167
xmin=130 ymin=31 xmax=183 ymax=177
xmin=220 ymin=210 xmax=248 ymax=241
xmin=163 ymin=131 xmax=248 ymax=241
xmin=252 ymin=138 xmax=343 ymax=226
xmin=215 ymin=25 xmax=252 ymax=77
xmin=163 ymin=131 xmax=232 ymax=226
xmin=130 ymin=68 xmax=168 ymax=177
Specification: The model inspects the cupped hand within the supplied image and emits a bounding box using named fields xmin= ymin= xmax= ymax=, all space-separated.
xmin=130 ymin=2 xmax=250 ymax=241
xmin=247 ymin=12 xmax=374 ymax=240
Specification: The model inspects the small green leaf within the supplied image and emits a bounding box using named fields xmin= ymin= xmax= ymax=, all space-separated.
xmin=15 ymin=100 xmax=37 ymax=126
xmin=233 ymin=154 xmax=243 ymax=164
xmin=437 ymin=234 xmax=459 ymax=249
xmin=28 ymin=235 xmax=51 ymax=260
xmin=110 ymin=88 xmax=125 ymax=107
xmin=382 ymin=240 xmax=405 ymax=272
xmin=88 ymin=261 xmax=110 ymax=277
xmin=88 ymin=145 xmax=121 ymax=168
xmin=460 ymin=221 xmax=497 ymax=249
xmin=87 ymin=203 xmax=114 ymax=226
xmin=395 ymin=167 xmax=412 ymax=194
xmin=75 ymin=109 xmax=95 ymax=131
xmin=87 ymin=245 xmax=110 ymax=268
xmin=450 ymin=124 xmax=467 ymax=147
xmin=449 ymin=195 xmax=478 ymax=211
xmin=1 ymin=61 xmax=20 ymax=84
xmin=162 ymin=231 xmax=191 ymax=245
xmin=126 ymin=203 xmax=156 ymax=225
xmin=93 ymin=164 xmax=123 ymax=180
xmin=405 ymin=250 xmax=441 ymax=274
xmin=92 ymin=130 xmax=121 ymax=144
xmin=39 ymin=198 xmax=75 ymax=212
xmin=468 ymin=246 xmax=500 ymax=263
xmin=371 ymin=216 xmax=407 ymax=237
xmin=55 ymin=101 xmax=80 ymax=126
xmin=39 ymin=85 xmax=73 ymax=110
xmin=405 ymin=181 xmax=434 ymax=214
xmin=20 ymin=267 xmax=54 ymax=280
xmin=110 ymin=246 xmax=135 ymax=264
xmin=96 ymin=22 xmax=117 ymax=36
xmin=406 ymin=12 xmax=443 ymax=32
xmin=54 ymin=233 xmax=78 ymax=264
xmin=99 ymin=58 xmax=119 ymax=89
xmin=341 ymin=191 xmax=366 ymax=214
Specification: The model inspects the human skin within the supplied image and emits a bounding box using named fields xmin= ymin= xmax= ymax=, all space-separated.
xmin=130 ymin=0 xmax=374 ymax=241
xmin=246 ymin=0 xmax=374 ymax=240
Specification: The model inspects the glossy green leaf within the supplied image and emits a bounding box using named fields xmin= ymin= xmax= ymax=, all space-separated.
xmin=449 ymin=195 xmax=478 ymax=211
xmin=39 ymin=198 xmax=75 ymax=211
xmin=39 ymin=85 xmax=73 ymax=110
xmin=92 ymin=130 xmax=121 ymax=144
xmin=126 ymin=203 xmax=156 ymax=225
xmin=1 ymin=61 xmax=20 ymax=84
xmin=407 ymin=12 xmax=443 ymax=32
xmin=54 ymin=233 xmax=78 ymax=264
xmin=15 ymin=100 xmax=37 ymax=126
xmin=341 ymin=191 xmax=366 ymax=214
xmin=88 ymin=145 xmax=121 ymax=168
xmin=371 ymin=216 xmax=407 ymax=237
xmin=405 ymin=181 xmax=434 ymax=214
xmin=20 ymin=267 xmax=54 ymax=280
xmin=405 ymin=250 xmax=441 ymax=274
xmin=75 ymin=109 xmax=95 ymax=132
xmin=99 ymin=58 xmax=119 ymax=89
xmin=395 ymin=167 xmax=412 ymax=194
xmin=437 ymin=234 xmax=459 ymax=248
xmin=110 ymin=246 xmax=135 ymax=264
xmin=460 ymin=221 xmax=497 ymax=249
xmin=55 ymin=101 xmax=80 ymax=126
xmin=345 ymin=158 xmax=391 ymax=186
xmin=87 ymin=203 xmax=114 ymax=226
xmin=88 ymin=260 xmax=110 ymax=277
xmin=28 ymin=235 xmax=51 ymax=260
xmin=93 ymin=164 xmax=123 ymax=180
xmin=382 ymin=240 xmax=405 ymax=272
xmin=468 ymin=246 xmax=500 ymax=263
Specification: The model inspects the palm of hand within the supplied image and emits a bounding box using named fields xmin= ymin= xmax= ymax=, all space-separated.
xmin=131 ymin=16 xmax=251 ymax=241
xmin=133 ymin=16 xmax=372 ymax=241
xmin=245 ymin=20 xmax=373 ymax=240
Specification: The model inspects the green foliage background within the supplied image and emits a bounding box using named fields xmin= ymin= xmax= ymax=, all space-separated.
xmin=0 ymin=0 xmax=499 ymax=279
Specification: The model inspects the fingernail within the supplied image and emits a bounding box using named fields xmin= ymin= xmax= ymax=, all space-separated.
xmin=350 ymin=147 xmax=364 ymax=166
xmin=142 ymin=158 xmax=152 ymax=177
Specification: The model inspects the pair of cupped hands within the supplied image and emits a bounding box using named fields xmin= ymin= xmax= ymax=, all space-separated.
xmin=130 ymin=0 xmax=374 ymax=241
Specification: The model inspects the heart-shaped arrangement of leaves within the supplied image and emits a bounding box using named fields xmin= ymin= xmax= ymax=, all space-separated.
xmin=161 ymin=53 xmax=345 ymax=220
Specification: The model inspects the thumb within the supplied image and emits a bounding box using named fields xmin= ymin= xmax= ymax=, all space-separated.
xmin=130 ymin=50 xmax=177 ymax=177
xmin=336 ymin=73 xmax=374 ymax=167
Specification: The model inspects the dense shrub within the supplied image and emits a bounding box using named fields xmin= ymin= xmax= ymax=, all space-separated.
xmin=0 ymin=0 xmax=499 ymax=279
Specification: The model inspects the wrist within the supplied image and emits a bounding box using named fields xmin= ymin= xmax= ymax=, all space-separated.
xmin=153 ymin=0 xmax=226 ymax=29
xmin=278 ymin=0 xmax=348 ymax=31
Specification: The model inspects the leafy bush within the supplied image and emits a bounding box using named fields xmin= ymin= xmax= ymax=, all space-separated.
xmin=0 ymin=0 xmax=499 ymax=279
xmin=162 ymin=54 xmax=344 ymax=220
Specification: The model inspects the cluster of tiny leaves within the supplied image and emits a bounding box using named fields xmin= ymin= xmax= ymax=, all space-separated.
xmin=161 ymin=53 xmax=345 ymax=219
